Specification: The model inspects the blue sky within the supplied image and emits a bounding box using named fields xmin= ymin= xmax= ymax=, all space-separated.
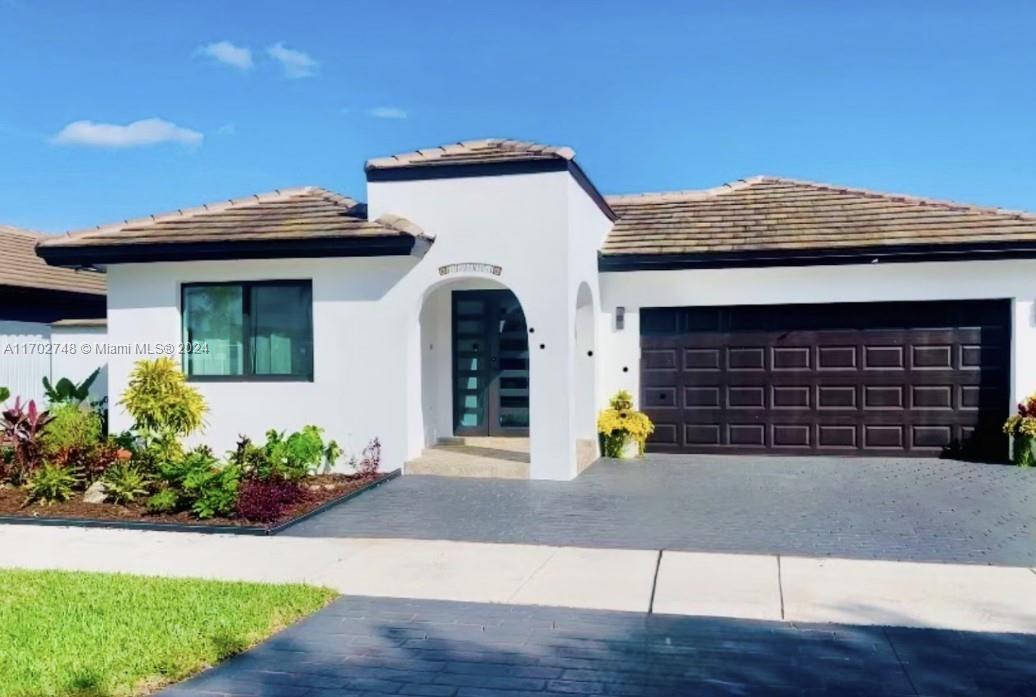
xmin=1 ymin=1 xmax=1034 ymax=232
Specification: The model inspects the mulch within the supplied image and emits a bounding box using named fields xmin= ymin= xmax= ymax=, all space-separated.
xmin=0 ymin=473 xmax=387 ymax=530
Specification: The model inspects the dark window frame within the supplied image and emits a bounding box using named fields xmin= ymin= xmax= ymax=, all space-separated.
xmin=180 ymin=279 xmax=314 ymax=383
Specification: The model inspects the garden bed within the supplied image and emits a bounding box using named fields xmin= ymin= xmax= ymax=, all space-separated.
xmin=0 ymin=470 xmax=398 ymax=535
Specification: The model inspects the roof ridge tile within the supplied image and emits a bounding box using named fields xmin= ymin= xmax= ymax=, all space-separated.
xmin=365 ymin=138 xmax=575 ymax=171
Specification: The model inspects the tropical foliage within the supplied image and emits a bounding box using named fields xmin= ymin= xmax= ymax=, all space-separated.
xmin=2 ymin=397 xmax=53 ymax=484
xmin=120 ymin=358 xmax=207 ymax=440
xmin=1 ymin=359 xmax=381 ymax=521
xmin=42 ymin=368 xmax=100 ymax=405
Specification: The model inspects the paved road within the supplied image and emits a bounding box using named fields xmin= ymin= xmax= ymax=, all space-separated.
xmin=160 ymin=595 xmax=1036 ymax=697
xmin=285 ymin=455 xmax=1036 ymax=566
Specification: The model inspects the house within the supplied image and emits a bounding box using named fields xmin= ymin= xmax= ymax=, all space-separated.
xmin=0 ymin=224 xmax=107 ymax=404
xmin=36 ymin=139 xmax=1036 ymax=479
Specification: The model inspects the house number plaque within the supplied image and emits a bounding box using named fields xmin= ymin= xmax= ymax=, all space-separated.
xmin=438 ymin=262 xmax=502 ymax=277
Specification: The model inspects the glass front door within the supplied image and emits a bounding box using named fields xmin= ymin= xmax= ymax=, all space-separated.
xmin=452 ymin=289 xmax=529 ymax=437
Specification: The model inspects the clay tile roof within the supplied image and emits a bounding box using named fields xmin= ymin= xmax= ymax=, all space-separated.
xmin=365 ymin=138 xmax=576 ymax=171
xmin=0 ymin=224 xmax=105 ymax=295
xmin=603 ymin=176 xmax=1036 ymax=257
xmin=37 ymin=186 xmax=428 ymax=252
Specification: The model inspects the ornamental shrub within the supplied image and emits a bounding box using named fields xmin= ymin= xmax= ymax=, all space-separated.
xmin=235 ymin=477 xmax=304 ymax=522
xmin=249 ymin=426 xmax=340 ymax=481
xmin=156 ymin=446 xmax=219 ymax=489
xmin=1004 ymin=392 xmax=1036 ymax=466
xmin=229 ymin=435 xmax=276 ymax=481
xmin=119 ymin=358 xmax=207 ymax=442
xmin=145 ymin=488 xmax=180 ymax=514
xmin=26 ymin=463 xmax=77 ymax=504
xmin=41 ymin=403 xmax=102 ymax=454
xmin=183 ymin=463 xmax=240 ymax=519
xmin=1 ymin=398 xmax=53 ymax=484
xmin=265 ymin=426 xmax=325 ymax=481
xmin=356 ymin=438 xmax=381 ymax=478
xmin=103 ymin=462 xmax=151 ymax=504
xmin=53 ymin=442 xmax=121 ymax=484
xmin=597 ymin=390 xmax=654 ymax=457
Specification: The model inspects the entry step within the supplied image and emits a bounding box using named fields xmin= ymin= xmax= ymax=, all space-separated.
xmin=405 ymin=437 xmax=530 ymax=479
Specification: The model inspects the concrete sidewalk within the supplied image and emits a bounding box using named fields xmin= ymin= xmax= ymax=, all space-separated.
xmin=2 ymin=524 xmax=1035 ymax=634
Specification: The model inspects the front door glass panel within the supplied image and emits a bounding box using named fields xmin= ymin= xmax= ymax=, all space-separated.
xmin=452 ymin=290 xmax=529 ymax=436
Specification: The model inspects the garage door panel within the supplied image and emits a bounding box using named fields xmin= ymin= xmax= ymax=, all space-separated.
xmin=911 ymin=385 xmax=954 ymax=409
xmin=640 ymin=300 xmax=1010 ymax=460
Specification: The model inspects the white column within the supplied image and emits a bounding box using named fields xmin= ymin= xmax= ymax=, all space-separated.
xmin=1011 ymin=299 xmax=1036 ymax=407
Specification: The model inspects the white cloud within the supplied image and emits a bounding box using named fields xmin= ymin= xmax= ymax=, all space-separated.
xmin=52 ymin=118 xmax=203 ymax=148
xmin=215 ymin=123 xmax=237 ymax=136
xmin=368 ymin=106 xmax=408 ymax=120
xmin=266 ymin=42 xmax=318 ymax=78
xmin=196 ymin=40 xmax=253 ymax=70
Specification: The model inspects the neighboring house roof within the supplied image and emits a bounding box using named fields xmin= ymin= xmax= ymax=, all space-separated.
xmin=0 ymin=224 xmax=105 ymax=295
xmin=50 ymin=318 xmax=107 ymax=328
xmin=36 ymin=187 xmax=430 ymax=266
xmin=602 ymin=176 xmax=1036 ymax=267
xmin=365 ymin=138 xmax=576 ymax=171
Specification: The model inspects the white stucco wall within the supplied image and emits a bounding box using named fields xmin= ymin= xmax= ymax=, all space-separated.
xmin=367 ymin=169 xmax=611 ymax=479
xmin=598 ymin=258 xmax=1036 ymax=417
xmin=106 ymin=257 xmax=418 ymax=466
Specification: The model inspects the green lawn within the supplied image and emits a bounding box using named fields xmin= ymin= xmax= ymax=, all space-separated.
xmin=0 ymin=568 xmax=336 ymax=697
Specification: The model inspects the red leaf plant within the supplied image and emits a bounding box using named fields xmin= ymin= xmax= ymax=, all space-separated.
xmin=1 ymin=397 xmax=54 ymax=484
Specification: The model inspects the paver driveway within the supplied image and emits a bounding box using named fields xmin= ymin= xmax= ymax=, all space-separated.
xmin=286 ymin=455 xmax=1036 ymax=566
xmin=161 ymin=595 xmax=1036 ymax=697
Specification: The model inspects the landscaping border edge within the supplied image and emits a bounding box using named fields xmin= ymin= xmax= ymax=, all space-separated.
xmin=0 ymin=469 xmax=401 ymax=536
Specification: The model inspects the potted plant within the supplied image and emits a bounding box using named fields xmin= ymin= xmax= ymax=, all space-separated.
xmin=1004 ymin=392 xmax=1036 ymax=467
xmin=597 ymin=390 xmax=654 ymax=459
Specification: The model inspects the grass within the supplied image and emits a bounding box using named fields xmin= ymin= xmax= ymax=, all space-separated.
xmin=0 ymin=568 xmax=336 ymax=697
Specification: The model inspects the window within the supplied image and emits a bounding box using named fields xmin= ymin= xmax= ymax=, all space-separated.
xmin=181 ymin=281 xmax=313 ymax=381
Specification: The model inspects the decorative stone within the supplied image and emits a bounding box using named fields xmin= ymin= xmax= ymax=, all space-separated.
xmin=83 ymin=481 xmax=107 ymax=504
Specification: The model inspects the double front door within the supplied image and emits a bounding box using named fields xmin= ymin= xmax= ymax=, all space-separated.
xmin=452 ymin=289 xmax=529 ymax=436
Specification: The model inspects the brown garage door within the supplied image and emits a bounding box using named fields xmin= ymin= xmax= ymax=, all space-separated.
xmin=640 ymin=300 xmax=1010 ymax=460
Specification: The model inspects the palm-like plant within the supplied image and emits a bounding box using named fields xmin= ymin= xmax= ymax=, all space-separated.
xmin=42 ymin=368 xmax=100 ymax=405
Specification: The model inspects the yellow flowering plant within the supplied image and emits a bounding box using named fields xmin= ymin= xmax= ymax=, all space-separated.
xmin=597 ymin=390 xmax=654 ymax=458
xmin=1004 ymin=392 xmax=1036 ymax=466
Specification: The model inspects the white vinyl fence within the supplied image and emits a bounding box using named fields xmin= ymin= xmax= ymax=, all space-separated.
xmin=0 ymin=320 xmax=108 ymax=407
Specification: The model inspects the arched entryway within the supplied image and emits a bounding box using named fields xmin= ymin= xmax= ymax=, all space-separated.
xmin=574 ymin=282 xmax=598 ymax=471
xmin=411 ymin=277 xmax=532 ymax=477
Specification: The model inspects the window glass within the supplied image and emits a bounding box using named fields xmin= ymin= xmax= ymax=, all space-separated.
xmin=250 ymin=284 xmax=313 ymax=377
xmin=182 ymin=285 xmax=244 ymax=376
xmin=181 ymin=281 xmax=312 ymax=380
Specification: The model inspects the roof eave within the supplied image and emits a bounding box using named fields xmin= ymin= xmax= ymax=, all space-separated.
xmin=366 ymin=158 xmax=617 ymax=222
xmin=37 ymin=235 xmax=432 ymax=267
xmin=598 ymin=240 xmax=1036 ymax=272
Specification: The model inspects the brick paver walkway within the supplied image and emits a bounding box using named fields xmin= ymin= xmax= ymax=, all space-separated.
xmin=285 ymin=455 xmax=1036 ymax=566
xmin=160 ymin=595 xmax=1036 ymax=696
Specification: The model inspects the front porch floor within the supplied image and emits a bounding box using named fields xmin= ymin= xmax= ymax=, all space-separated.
xmin=405 ymin=437 xmax=530 ymax=479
